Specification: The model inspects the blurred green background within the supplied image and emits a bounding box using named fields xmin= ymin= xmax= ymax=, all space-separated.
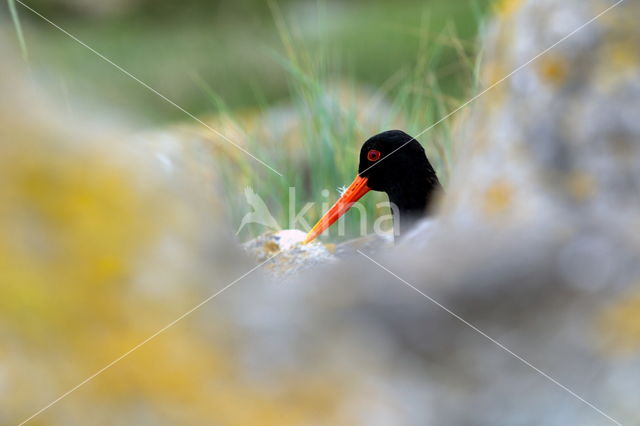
xmin=5 ymin=0 xmax=496 ymax=240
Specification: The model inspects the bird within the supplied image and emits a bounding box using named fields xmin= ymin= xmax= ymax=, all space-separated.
xmin=303 ymin=130 xmax=442 ymax=244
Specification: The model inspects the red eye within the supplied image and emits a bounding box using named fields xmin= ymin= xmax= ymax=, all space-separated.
xmin=367 ymin=149 xmax=381 ymax=162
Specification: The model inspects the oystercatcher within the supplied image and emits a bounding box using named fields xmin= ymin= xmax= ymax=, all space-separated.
xmin=304 ymin=130 xmax=442 ymax=244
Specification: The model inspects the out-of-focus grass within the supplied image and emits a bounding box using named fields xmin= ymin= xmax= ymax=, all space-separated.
xmin=7 ymin=0 xmax=28 ymax=59
xmin=11 ymin=0 xmax=492 ymax=122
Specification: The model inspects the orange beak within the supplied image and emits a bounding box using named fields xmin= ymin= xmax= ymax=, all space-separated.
xmin=303 ymin=175 xmax=371 ymax=244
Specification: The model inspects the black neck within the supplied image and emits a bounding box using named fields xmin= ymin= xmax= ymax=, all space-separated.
xmin=386 ymin=174 xmax=441 ymax=237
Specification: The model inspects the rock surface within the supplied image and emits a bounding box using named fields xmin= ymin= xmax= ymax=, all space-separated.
xmin=242 ymin=230 xmax=336 ymax=276
xmin=241 ymin=229 xmax=396 ymax=275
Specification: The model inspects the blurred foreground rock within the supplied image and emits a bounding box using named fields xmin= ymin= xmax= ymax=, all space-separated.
xmin=379 ymin=0 xmax=640 ymax=424
xmin=3 ymin=0 xmax=640 ymax=425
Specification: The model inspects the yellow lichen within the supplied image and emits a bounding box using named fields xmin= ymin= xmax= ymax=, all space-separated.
xmin=538 ymin=56 xmax=569 ymax=86
xmin=607 ymin=41 xmax=638 ymax=70
xmin=482 ymin=180 xmax=514 ymax=216
xmin=564 ymin=172 xmax=596 ymax=201
xmin=324 ymin=243 xmax=336 ymax=254
xmin=494 ymin=0 xmax=522 ymax=16
xmin=263 ymin=240 xmax=281 ymax=254
xmin=597 ymin=290 xmax=640 ymax=355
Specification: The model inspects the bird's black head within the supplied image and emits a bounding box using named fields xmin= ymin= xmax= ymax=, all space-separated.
xmin=303 ymin=130 xmax=441 ymax=244
xmin=358 ymin=130 xmax=435 ymax=195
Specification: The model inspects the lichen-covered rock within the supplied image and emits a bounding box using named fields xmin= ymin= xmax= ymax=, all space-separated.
xmin=242 ymin=230 xmax=336 ymax=276
xmin=0 ymin=42 xmax=352 ymax=426
xmin=242 ymin=230 xmax=397 ymax=276
xmin=444 ymin=0 xmax=640 ymax=236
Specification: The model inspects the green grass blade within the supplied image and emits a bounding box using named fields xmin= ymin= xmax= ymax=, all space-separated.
xmin=7 ymin=0 xmax=29 ymax=61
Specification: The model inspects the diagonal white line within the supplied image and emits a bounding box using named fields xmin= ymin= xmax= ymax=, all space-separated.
xmin=17 ymin=252 xmax=281 ymax=426
xmin=357 ymin=250 xmax=623 ymax=426
xmin=359 ymin=0 xmax=625 ymax=176
xmin=15 ymin=0 xmax=283 ymax=177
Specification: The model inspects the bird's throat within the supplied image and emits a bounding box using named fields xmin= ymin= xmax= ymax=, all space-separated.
xmin=386 ymin=182 xmax=435 ymax=237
